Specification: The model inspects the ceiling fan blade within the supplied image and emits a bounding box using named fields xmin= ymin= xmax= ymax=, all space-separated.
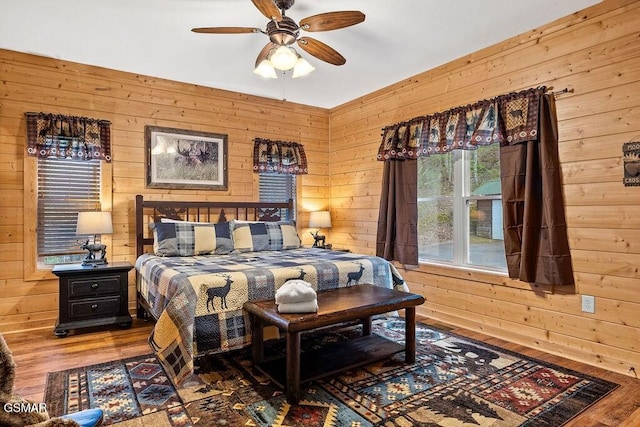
xmin=251 ymin=0 xmax=282 ymax=21
xmin=299 ymin=11 xmax=365 ymax=32
xmin=297 ymin=37 xmax=346 ymax=66
xmin=255 ymin=42 xmax=274 ymax=68
xmin=191 ymin=27 xmax=260 ymax=34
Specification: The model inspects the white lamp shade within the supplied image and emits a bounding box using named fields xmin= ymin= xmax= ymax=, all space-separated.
xmin=76 ymin=211 xmax=113 ymax=235
xmin=309 ymin=211 xmax=331 ymax=229
xmin=292 ymin=57 xmax=315 ymax=78
xmin=253 ymin=59 xmax=278 ymax=79
xmin=270 ymin=45 xmax=298 ymax=71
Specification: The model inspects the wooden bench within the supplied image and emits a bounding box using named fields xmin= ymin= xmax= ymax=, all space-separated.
xmin=243 ymin=284 xmax=425 ymax=404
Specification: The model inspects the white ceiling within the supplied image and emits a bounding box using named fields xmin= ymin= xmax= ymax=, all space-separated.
xmin=1 ymin=0 xmax=600 ymax=109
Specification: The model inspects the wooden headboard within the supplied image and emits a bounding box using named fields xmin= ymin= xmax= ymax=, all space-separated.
xmin=135 ymin=195 xmax=294 ymax=258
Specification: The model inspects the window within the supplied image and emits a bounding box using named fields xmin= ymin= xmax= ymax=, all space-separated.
xmin=417 ymin=144 xmax=506 ymax=271
xmin=36 ymin=158 xmax=102 ymax=266
xmin=258 ymin=173 xmax=296 ymax=220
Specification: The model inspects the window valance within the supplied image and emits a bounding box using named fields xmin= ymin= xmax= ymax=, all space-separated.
xmin=253 ymin=138 xmax=308 ymax=175
xmin=377 ymin=87 xmax=543 ymax=160
xmin=25 ymin=112 xmax=112 ymax=162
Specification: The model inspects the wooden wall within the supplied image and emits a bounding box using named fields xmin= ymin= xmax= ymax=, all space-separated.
xmin=328 ymin=0 xmax=640 ymax=377
xmin=0 ymin=50 xmax=330 ymax=332
xmin=1 ymin=0 xmax=638 ymax=379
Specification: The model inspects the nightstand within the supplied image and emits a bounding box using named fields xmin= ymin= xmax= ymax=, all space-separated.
xmin=52 ymin=261 xmax=133 ymax=337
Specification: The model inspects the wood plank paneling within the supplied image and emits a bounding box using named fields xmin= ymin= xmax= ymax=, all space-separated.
xmin=0 ymin=48 xmax=330 ymax=332
xmin=328 ymin=0 xmax=640 ymax=378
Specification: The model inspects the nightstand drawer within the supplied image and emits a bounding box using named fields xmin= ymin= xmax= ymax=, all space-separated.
xmin=69 ymin=297 xmax=121 ymax=318
xmin=69 ymin=275 xmax=121 ymax=298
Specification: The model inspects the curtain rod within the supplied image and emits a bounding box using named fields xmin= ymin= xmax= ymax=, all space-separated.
xmin=541 ymin=86 xmax=574 ymax=96
xmin=553 ymin=88 xmax=574 ymax=96
xmin=25 ymin=111 xmax=112 ymax=124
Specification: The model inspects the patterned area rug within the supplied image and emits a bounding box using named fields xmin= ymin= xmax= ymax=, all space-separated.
xmin=44 ymin=317 xmax=618 ymax=426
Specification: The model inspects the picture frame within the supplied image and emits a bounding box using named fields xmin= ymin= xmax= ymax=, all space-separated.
xmin=145 ymin=125 xmax=228 ymax=190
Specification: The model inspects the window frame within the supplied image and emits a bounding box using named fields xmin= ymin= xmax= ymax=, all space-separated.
xmin=23 ymin=157 xmax=112 ymax=281
xmin=418 ymin=148 xmax=506 ymax=273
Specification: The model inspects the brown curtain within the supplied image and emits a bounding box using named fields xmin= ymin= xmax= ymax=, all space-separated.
xmin=252 ymin=138 xmax=308 ymax=175
xmin=500 ymin=94 xmax=573 ymax=285
xmin=376 ymin=159 xmax=418 ymax=266
xmin=376 ymin=87 xmax=574 ymax=285
xmin=25 ymin=112 xmax=111 ymax=162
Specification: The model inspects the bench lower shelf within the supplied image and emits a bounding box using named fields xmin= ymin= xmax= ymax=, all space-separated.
xmin=257 ymin=334 xmax=405 ymax=387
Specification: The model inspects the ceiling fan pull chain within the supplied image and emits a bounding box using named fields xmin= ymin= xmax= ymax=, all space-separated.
xmin=282 ymin=70 xmax=287 ymax=101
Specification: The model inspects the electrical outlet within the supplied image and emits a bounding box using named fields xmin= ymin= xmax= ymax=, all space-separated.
xmin=581 ymin=295 xmax=595 ymax=313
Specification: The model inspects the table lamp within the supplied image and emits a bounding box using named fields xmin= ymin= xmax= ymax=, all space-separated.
xmin=76 ymin=211 xmax=113 ymax=266
xmin=309 ymin=211 xmax=331 ymax=248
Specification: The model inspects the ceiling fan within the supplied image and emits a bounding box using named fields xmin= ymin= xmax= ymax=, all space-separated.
xmin=191 ymin=0 xmax=365 ymax=78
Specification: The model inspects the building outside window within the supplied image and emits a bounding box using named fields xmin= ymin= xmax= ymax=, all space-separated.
xmin=417 ymin=143 xmax=506 ymax=271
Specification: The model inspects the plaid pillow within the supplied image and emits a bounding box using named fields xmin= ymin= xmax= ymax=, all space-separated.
xmin=231 ymin=220 xmax=300 ymax=253
xmin=150 ymin=222 xmax=233 ymax=256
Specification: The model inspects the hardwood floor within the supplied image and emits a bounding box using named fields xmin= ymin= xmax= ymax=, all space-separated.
xmin=4 ymin=316 xmax=640 ymax=426
xmin=5 ymin=319 xmax=155 ymax=403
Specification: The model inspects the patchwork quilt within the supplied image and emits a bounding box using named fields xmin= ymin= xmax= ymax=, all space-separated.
xmin=135 ymin=248 xmax=406 ymax=384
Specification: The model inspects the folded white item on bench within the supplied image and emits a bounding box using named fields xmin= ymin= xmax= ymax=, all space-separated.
xmin=277 ymin=299 xmax=318 ymax=313
xmin=275 ymin=279 xmax=317 ymax=304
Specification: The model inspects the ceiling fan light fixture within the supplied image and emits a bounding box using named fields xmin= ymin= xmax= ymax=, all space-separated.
xmin=269 ymin=45 xmax=298 ymax=71
xmin=193 ymin=2 xmax=365 ymax=78
xmin=292 ymin=56 xmax=315 ymax=78
xmin=253 ymin=59 xmax=278 ymax=78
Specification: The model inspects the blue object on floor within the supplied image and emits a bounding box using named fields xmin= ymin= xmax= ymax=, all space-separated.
xmin=61 ymin=408 xmax=104 ymax=427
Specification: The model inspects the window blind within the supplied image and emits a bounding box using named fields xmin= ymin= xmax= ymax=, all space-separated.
xmin=259 ymin=173 xmax=296 ymax=220
xmin=37 ymin=158 xmax=102 ymax=256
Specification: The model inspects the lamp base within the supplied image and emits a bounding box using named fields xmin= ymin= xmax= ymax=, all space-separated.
xmin=81 ymin=258 xmax=108 ymax=267
xmin=312 ymin=234 xmax=326 ymax=249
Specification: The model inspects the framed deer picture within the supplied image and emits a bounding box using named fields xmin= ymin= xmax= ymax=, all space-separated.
xmin=145 ymin=125 xmax=228 ymax=190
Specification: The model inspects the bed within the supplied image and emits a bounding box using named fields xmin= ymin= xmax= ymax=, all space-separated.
xmin=134 ymin=195 xmax=406 ymax=384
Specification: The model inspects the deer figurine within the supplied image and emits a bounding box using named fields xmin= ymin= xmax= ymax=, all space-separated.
xmin=346 ymin=262 xmax=365 ymax=287
xmin=202 ymin=274 xmax=233 ymax=311
xmin=79 ymin=239 xmax=107 ymax=264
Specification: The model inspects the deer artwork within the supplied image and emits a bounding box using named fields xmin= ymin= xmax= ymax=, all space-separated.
xmin=346 ymin=262 xmax=365 ymax=287
xmin=202 ymin=274 xmax=234 ymax=312
xmin=175 ymin=141 xmax=216 ymax=166
xmin=284 ymin=267 xmax=307 ymax=283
